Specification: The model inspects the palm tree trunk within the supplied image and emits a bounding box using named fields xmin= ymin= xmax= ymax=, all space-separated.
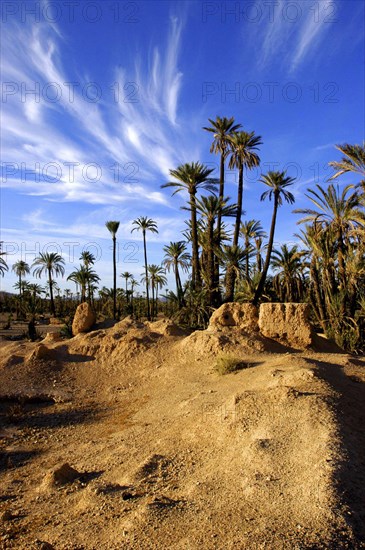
xmin=48 ymin=268 xmax=55 ymax=316
xmin=256 ymin=238 xmax=262 ymax=273
xmin=225 ymin=266 xmax=235 ymax=302
xmin=245 ymin=236 xmax=249 ymax=280
xmin=337 ymin=229 xmax=347 ymax=314
xmin=217 ymin=153 xmax=225 ymax=243
xmin=310 ymin=258 xmax=327 ymax=331
xmin=151 ymin=281 xmax=155 ymax=319
xmin=253 ymin=196 xmax=278 ymax=306
xmin=233 ymin=163 xmax=243 ymax=247
xmin=174 ymin=259 xmax=183 ymax=307
xmin=213 ymin=154 xmax=225 ymax=304
xmin=143 ymin=231 xmax=151 ymax=320
xmin=190 ymin=194 xmax=201 ymax=289
xmin=113 ymin=236 xmax=117 ymax=320
xmin=207 ymin=219 xmax=216 ymax=306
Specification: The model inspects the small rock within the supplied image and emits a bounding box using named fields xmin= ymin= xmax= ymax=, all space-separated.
xmin=72 ymin=303 xmax=96 ymax=336
xmin=1 ymin=510 xmax=13 ymax=521
xmin=43 ymin=463 xmax=81 ymax=488
xmin=27 ymin=344 xmax=56 ymax=362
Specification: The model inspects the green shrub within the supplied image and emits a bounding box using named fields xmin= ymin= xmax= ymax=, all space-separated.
xmin=214 ymin=354 xmax=246 ymax=375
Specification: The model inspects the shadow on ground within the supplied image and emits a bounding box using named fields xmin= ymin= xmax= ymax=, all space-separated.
xmin=1 ymin=399 xmax=101 ymax=431
xmin=0 ymin=450 xmax=40 ymax=472
xmin=307 ymin=358 xmax=365 ymax=545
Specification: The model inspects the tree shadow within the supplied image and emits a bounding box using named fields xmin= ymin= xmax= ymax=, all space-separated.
xmin=1 ymin=400 xmax=101 ymax=430
xmin=55 ymin=345 xmax=95 ymax=363
xmin=0 ymin=450 xmax=40 ymax=472
xmin=305 ymin=357 xmax=365 ymax=544
xmin=16 ymin=405 xmax=101 ymax=430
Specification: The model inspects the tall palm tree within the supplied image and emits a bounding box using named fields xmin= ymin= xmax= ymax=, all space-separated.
xmin=28 ymin=283 xmax=45 ymax=299
xmin=142 ymin=265 xmax=167 ymax=319
xmin=32 ymin=252 xmax=65 ymax=315
xmin=121 ymin=271 xmax=133 ymax=303
xmin=228 ymin=131 xmax=262 ymax=247
xmin=293 ymin=184 xmax=364 ymax=291
xmin=131 ymin=217 xmax=158 ymax=321
xmin=203 ymin=116 xmax=242 ymax=243
xmin=80 ymin=251 xmax=96 ymax=302
xmin=161 ymin=162 xmax=217 ymax=289
xmin=296 ymin=224 xmax=334 ymax=331
xmin=217 ymin=244 xmax=248 ymax=302
xmin=0 ymin=243 xmax=8 ymax=276
xmin=129 ymin=277 xmax=139 ymax=313
xmin=67 ymin=265 xmax=100 ymax=303
xmin=271 ymin=244 xmax=307 ymax=302
xmin=105 ymin=221 xmax=120 ymax=320
xmin=12 ymin=261 xmax=30 ymax=297
xmin=253 ymin=171 xmax=295 ymax=306
xmin=80 ymin=250 xmax=96 ymax=267
xmin=329 ymin=142 xmax=365 ymax=185
xmin=195 ymin=195 xmax=237 ymax=305
xmin=239 ymin=219 xmax=267 ymax=280
xmin=162 ymin=241 xmax=190 ymax=307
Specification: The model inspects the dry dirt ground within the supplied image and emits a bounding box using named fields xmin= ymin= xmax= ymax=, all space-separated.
xmin=0 ymin=318 xmax=364 ymax=549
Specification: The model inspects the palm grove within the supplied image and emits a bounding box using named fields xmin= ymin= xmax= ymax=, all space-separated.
xmin=1 ymin=118 xmax=364 ymax=351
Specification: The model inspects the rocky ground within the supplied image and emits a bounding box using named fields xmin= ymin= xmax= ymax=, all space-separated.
xmin=0 ymin=314 xmax=365 ymax=549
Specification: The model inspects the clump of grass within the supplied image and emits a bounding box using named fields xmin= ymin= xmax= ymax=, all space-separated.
xmin=214 ymin=353 xmax=246 ymax=375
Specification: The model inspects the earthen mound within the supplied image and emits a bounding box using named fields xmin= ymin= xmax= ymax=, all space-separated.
xmin=259 ymin=303 xmax=313 ymax=348
xmin=209 ymin=302 xmax=259 ymax=332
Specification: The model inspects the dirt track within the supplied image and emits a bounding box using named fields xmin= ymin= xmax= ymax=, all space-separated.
xmin=0 ymin=318 xmax=364 ymax=549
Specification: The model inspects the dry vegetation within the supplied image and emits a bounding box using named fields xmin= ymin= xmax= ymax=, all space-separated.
xmin=0 ymin=316 xmax=365 ymax=549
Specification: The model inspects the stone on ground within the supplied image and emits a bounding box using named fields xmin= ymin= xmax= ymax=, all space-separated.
xmin=43 ymin=463 xmax=80 ymax=488
xmin=72 ymin=303 xmax=96 ymax=336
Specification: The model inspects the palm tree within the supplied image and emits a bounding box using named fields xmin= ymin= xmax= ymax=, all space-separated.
xmin=217 ymin=244 xmax=248 ymax=302
xmin=161 ymin=162 xmax=217 ymax=289
xmin=129 ymin=277 xmax=139 ymax=313
xmin=294 ymin=184 xmax=364 ymax=291
xmin=32 ymin=252 xmax=65 ymax=315
xmin=121 ymin=271 xmax=133 ymax=303
xmin=271 ymin=244 xmax=307 ymax=302
xmin=253 ymin=171 xmax=295 ymax=306
xmin=228 ymin=131 xmax=262 ymax=247
xmin=80 ymin=251 xmax=96 ymax=300
xmin=329 ymin=142 xmax=365 ymax=185
xmin=105 ymin=221 xmax=120 ymax=320
xmin=142 ymin=265 xmax=167 ymax=319
xmin=13 ymin=279 xmax=30 ymax=296
xmin=0 ymin=243 xmax=8 ymax=277
xmin=67 ymin=265 xmax=100 ymax=303
xmin=162 ymin=241 xmax=190 ymax=307
xmin=239 ymin=219 xmax=266 ymax=280
xmin=28 ymin=283 xmax=45 ymax=299
xmin=203 ymin=116 xmax=242 ymax=244
xmin=12 ymin=261 xmax=30 ymax=297
xmin=80 ymin=250 xmax=96 ymax=267
xmin=131 ymin=217 xmax=158 ymax=321
xmin=195 ymin=195 xmax=237 ymax=306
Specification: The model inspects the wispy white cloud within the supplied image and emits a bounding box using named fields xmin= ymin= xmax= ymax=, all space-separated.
xmin=1 ymin=12 xmax=197 ymax=206
xmin=290 ymin=0 xmax=334 ymax=71
xmin=253 ymin=0 xmax=337 ymax=72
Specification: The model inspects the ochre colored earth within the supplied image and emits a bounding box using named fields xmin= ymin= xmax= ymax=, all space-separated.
xmin=0 ymin=318 xmax=364 ymax=549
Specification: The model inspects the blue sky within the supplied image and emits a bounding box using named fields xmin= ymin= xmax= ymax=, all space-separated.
xmin=1 ymin=0 xmax=364 ymax=293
